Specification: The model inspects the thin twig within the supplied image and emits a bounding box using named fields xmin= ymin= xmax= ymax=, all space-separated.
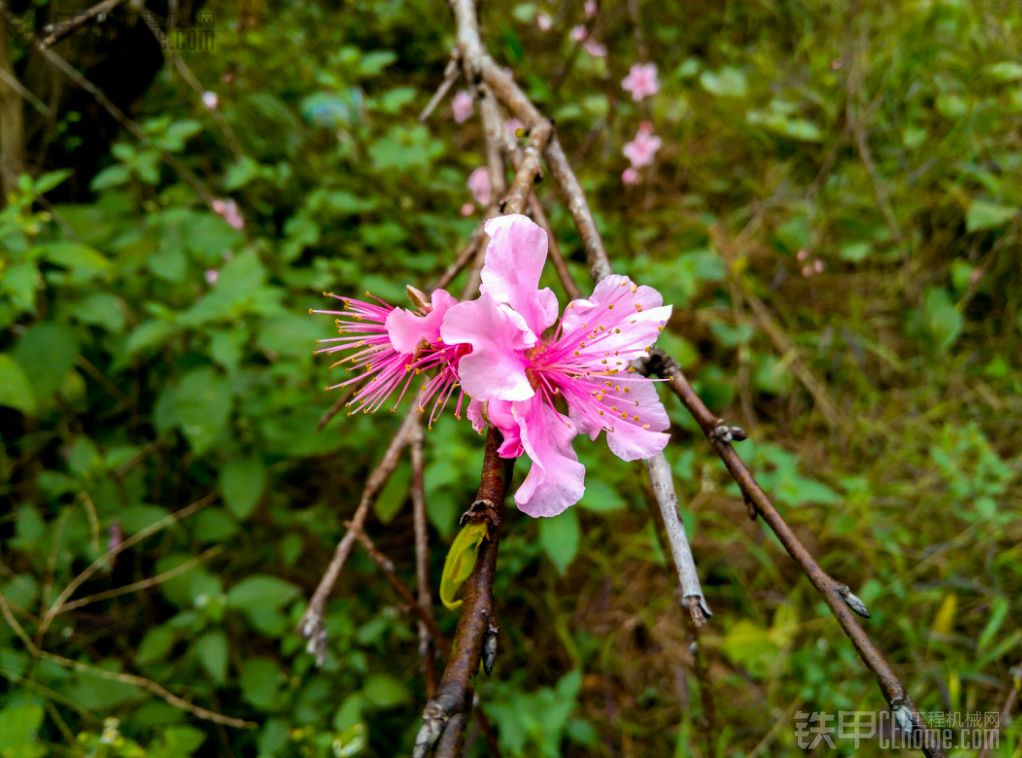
xmin=57 ymin=547 xmax=221 ymax=615
xmin=528 ymin=193 xmax=582 ymax=300
xmin=420 ymin=53 xmax=461 ymax=122
xmin=0 ymin=592 xmax=254 ymax=729
xmin=647 ymin=348 xmax=945 ymax=756
xmin=410 ymin=417 xmax=439 ymax=696
xmin=298 ymin=411 xmax=418 ymax=664
xmin=42 ymin=0 xmax=124 ymax=47
xmin=645 ymin=453 xmax=712 ymax=625
xmin=37 ymin=493 xmax=215 ymax=640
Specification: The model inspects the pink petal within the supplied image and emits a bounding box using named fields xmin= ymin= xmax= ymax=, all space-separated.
xmin=481 ymin=215 xmax=560 ymax=338
xmin=440 ymin=294 xmax=535 ymax=402
xmin=385 ymin=288 xmax=458 ymax=354
xmin=512 ymin=398 xmax=585 ymax=517
xmin=559 ymin=274 xmax=672 ymax=367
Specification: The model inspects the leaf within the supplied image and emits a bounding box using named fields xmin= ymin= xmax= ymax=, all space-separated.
xmin=0 ymin=354 xmax=36 ymax=415
xmin=75 ymin=293 xmax=126 ymax=332
xmin=363 ymin=673 xmax=410 ymax=709
xmin=195 ymin=631 xmax=228 ymax=684
xmin=922 ymin=288 xmax=963 ymax=354
xmin=931 ymin=593 xmax=957 ymax=636
xmin=966 ymin=200 xmax=1017 ymax=232
xmin=699 ymin=67 xmax=748 ymax=98
xmin=136 ymin=625 xmax=177 ymax=666
xmin=578 ymin=479 xmax=627 ymax=513
xmin=227 ymin=575 xmax=300 ymax=612
xmin=173 ymin=366 xmax=232 ymax=454
xmin=439 ymin=522 xmax=488 ymax=610
xmin=220 ymin=456 xmax=267 ymax=519
xmin=539 ymin=508 xmax=580 ymax=575
xmin=240 ymin=657 xmax=283 ymax=709
xmin=40 ymin=241 xmax=111 ymax=280
xmin=149 ymin=726 xmax=206 ymax=758
xmin=0 ymin=703 xmax=45 ymax=755
xmin=13 ymin=322 xmax=79 ymax=401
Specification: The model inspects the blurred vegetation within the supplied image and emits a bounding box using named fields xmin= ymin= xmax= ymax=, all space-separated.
xmin=1 ymin=0 xmax=1021 ymax=756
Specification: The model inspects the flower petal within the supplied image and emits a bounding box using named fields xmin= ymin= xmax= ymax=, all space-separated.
xmin=481 ymin=214 xmax=560 ymax=337
xmin=513 ymin=398 xmax=585 ymax=517
xmin=565 ymin=375 xmax=670 ymax=461
xmin=385 ymin=288 xmax=458 ymax=354
xmin=440 ymin=294 xmax=535 ymax=402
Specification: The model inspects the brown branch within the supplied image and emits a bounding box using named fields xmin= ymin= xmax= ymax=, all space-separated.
xmin=0 ymin=11 xmax=26 ymax=201
xmin=420 ymin=52 xmax=461 ymax=122
xmin=410 ymin=417 xmax=439 ymax=697
xmin=528 ymin=194 xmax=582 ymax=300
xmin=647 ymin=348 xmax=945 ymax=756
xmin=977 ymin=661 xmax=1021 ymax=758
xmin=298 ymin=411 xmax=418 ymax=664
xmin=41 ymin=0 xmax=124 ymax=47
xmin=414 ymin=429 xmax=511 ymax=758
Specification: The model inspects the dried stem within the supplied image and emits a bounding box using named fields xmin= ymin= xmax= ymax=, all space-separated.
xmin=37 ymin=493 xmax=215 ymax=641
xmin=414 ymin=429 xmax=511 ymax=758
xmin=528 ymin=194 xmax=582 ymax=300
xmin=420 ymin=53 xmax=461 ymax=122
xmin=0 ymin=592 xmax=254 ymax=729
xmin=298 ymin=411 xmax=418 ymax=664
xmin=41 ymin=0 xmax=124 ymax=47
xmin=648 ymin=348 xmax=945 ymax=756
xmin=411 ymin=417 xmax=439 ymax=696
xmin=645 ymin=453 xmax=711 ymax=625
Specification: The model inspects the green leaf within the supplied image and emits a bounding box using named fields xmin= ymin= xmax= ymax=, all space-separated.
xmin=149 ymin=726 xmax=206 ymax=758
xmin=374 ymin=462 xmax=410 ymax=524
xmin=173 ymin=366 xmax=232 ymax=454
xmin=227 ymin=575 xmax=300 ymax=612
xmin=357 ymin=50 xmax=397 ymax=77
xmin=578 ymin=479 xmax=626 ymax=513
xmin=0 ymin=354 xmax=36 ymax=415
xmin=240 ymin=657 xmax=283 ymax=710
xmin=220 ymin=456 xmax=267 ymax=519
xmin=439 ymin=521 xmax=488 ymax=610
xmin=922 ymin=288 xmax=963 ymax=354
xmin=194 ymin=631 xmax=228 ymax=684
xmin=13 ymin=322 xmax=79 ymax=401
xmin=538 ymin=508 xmax=580 ymax=575
xmin=136 ymin=625 xmax=177 ymax=666
xmin=699 ymin=67 xmax=748 ymax=98
xmin=966 ymin=200 xmax=1016 ymax=232
xmin=363 ymin=673 xmax=410 ymax=709
xmin=40 ymin=241 xmax=111 ymax=281
xmin=75 ymin=292 xmax=126 ymax=332
xmin=0 ymin=703 xmax=45 ymax=756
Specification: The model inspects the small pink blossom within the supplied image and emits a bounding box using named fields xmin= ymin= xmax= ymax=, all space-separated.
xmin=814 ymin=259 xmax=825 ymax=274
xmin=451 ymin=90 xmax=474 ymax=124
xmin=621 ymin=62 xmax=659 ymax=101
xmin=460 ymin=202 xmax=476 ymax=217
xmin=211 ymin=198 xmax=244 ymax=230
xmin=583 ymin=39 xmax=607 ymax=58
xmin=621 ymin=167 xmax=639 ymax=185
xmin=536 ymin=12 xmax=553 ymax=31
xmin=204 ymin=269 xmax=219 ymax=285
xmin=622 ymin=123 xmax=662 ymax=169
xmin=571 ymin=25 xmax=588 ymax=42
xmin=796 ymin=249 xmax=809 ymax=262
xmin=441 ymin=215 xmax=672 ymax=517
xmin=467 ymin=167 xmax=491 ymax=206
xmin=313 ymin=288 xmax=466 ymax=424
xmin=584 ymin=0 xmax=598 ymax=17
xmin=201 ymin=91 xmax=219 ymax=109
xmin=506 ymin=118 xmax=523 ymax=138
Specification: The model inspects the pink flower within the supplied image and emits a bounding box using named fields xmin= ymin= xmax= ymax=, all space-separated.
xmin=441 ymin=215 xmax=672 ymax=517
xmin=313 ymin=288 xmax=467 ymax=424
xmin=584 ymin=0 xmax=598 ymax=18
xmin=460 ymin=202 xmax=476 ymax=217
xmin=622 ymin=123 xmax=662 ymax=169
xmin=583 ymin=39 xmax=607 ymax=57
xmin=536 ymin=12 xmax=553 ymax=31
xmin=621 ymin=167 xmax=639 ymax=185
xmin=621 ymin=62 xmax=659 ymax=101
xmin=201 ymin=91 xmax=219 ymax=109
xmin=451 ymin=90 xmax=474 ymax=124
xmin=571 ymin=25 xmax=588 ymax=42
xmin=204 ymin=268 xmax=219 ymax=285
xmin=211 ymin=198 xmax=244 ymax=230
xmin=506 ymin=118 xmax=524 ymax=138
xmin=467 ymin=167 xmax=491 ymax=206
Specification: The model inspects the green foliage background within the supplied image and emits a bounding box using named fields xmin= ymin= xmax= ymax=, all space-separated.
xmin=2 ymin=0 xmax=1021 ymax=755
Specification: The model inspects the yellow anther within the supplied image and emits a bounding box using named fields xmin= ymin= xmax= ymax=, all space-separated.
xmin=608 ymin=304 xmax=615 ymax=310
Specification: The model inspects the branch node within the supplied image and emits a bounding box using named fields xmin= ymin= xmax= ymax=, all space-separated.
xmin=711 ymin=420 xmax=746 ymax=444
xmin=482 ymin=621 xmax=499 ymax=675
xmin=836 ymin=583 xmax=871 ymax=618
